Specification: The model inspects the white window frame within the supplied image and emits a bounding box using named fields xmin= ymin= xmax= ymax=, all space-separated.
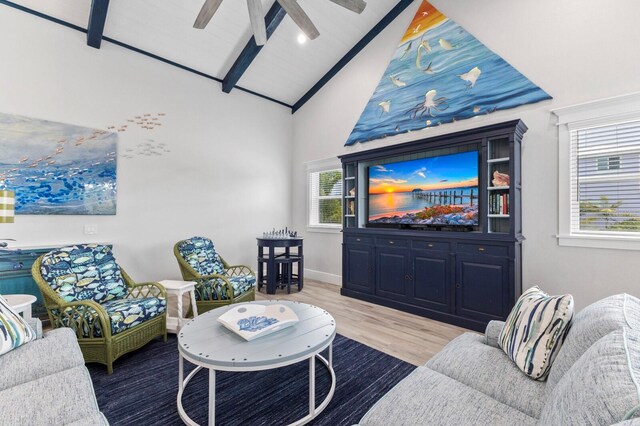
xmin=553 ymin=92 xmax=640 ymax=250
xmin=306 ymin=157 xmax=343 ymax=233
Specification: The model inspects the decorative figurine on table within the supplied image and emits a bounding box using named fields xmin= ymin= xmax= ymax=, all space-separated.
xmin=262 ymin=227 xmax=298 ymax=239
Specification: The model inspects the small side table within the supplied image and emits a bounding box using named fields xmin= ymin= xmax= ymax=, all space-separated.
xmin=158 ymin=280 xmax=198 ymax=333
xmin=256 ymin=237 xmax=304 ymax=295
xmin=3 ymin=294 xmax=37 ymax=320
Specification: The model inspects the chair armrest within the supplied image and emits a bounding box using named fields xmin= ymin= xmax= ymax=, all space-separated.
xmin=127 ymin=281 xmax=167 ymax=300
xmin=484 ymin=320 xmax=505 ymax=348
xmin=225 ymin=265 xmax=255 ymax=277
xmin=193 ymin=274 xmax=234 ymax=300
xmin=50 ymin=299 xmax=112 ymax=339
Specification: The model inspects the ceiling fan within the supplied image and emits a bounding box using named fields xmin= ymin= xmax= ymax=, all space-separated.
xmin=193 ymin=0 xmax=367 ymax=46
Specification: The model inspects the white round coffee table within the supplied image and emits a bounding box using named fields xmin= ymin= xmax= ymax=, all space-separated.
xmin=3 ymin=294 xmax=37 ymax=320
xmin=177 ymin=300 xmax=336 ymax=426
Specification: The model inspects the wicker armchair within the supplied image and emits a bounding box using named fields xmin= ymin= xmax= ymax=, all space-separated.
xmin=174 ymin=237 xmax=255 ymax=315
xmin=32 ymin=244 xmax=167 ymax=374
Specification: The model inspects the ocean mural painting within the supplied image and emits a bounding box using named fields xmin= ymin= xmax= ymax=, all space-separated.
xmin=345 ymin=0 xmax=551 ymax=146
xmin=0 ymin=113 xmax=117 ymax=215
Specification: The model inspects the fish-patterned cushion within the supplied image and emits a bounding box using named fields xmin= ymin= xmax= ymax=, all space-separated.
xmin=196 ymin=275 xmax=256 ymax=301
xmin=499 ymin=286 xmax=574 ymax=380
xmin=177 ymin=237 xmax=225 ymax=277
xmin=39 ymin=244 xmax=127 ymax=304
xmin=58 ymin=297 xmax=166 ymax=338
xmin=0 ymin=295 xmax=36 ymax=356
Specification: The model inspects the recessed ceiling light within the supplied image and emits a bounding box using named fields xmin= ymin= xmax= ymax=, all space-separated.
xmin=297 ymin=34 xmax=307 ymax=45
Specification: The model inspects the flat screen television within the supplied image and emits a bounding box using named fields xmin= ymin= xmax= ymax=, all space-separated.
xmin=367 ymin=150 xmax=479 ymax=229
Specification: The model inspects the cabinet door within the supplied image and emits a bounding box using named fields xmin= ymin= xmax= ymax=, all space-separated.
xmin=455 ymin=254 xmax=509 ymax=322
xmin=375 ymin=247 xmax=409 ymax=302
xmin=411 ymin=249 xmax=451 ymax=313
xmin=343 ymin=244 xmax=373 ymax=294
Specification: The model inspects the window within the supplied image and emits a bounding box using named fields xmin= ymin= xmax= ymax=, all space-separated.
xmin=573 ymin=122 xmax=640 ymax=233
xmin=307 ymin=160 xmax=343 ymax=230
xmin=554 ymin=93 xmax=640 ymax=250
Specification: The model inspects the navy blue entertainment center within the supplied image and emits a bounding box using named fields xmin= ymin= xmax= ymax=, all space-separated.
xmin=339 ymin=120 xmax=527 ymax=332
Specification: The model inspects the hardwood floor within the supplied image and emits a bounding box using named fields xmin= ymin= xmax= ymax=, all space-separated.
xmin=256 ymin=280 xmax=470 ymax=366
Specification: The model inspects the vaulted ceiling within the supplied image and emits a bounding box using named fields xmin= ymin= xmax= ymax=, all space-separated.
xmin=5 ymin=0 xmax=417 ymax=110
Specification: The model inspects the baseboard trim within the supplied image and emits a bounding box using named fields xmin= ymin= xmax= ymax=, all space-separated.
xmin=304 ymin=269 xmax=342 ymax=286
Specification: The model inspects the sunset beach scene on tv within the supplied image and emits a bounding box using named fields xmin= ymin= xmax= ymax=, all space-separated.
xmin=368 ymin=151 xmax=479 ymax=227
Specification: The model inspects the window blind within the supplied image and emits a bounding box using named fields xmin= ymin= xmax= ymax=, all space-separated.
xmin=308 ymin=169 xmax=343 ymax=227
xmin=571 ymin=119 xmax=640 ymax=234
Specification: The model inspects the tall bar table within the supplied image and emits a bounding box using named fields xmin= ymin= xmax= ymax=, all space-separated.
xmin=256 ymin=237 xmax=303 ymax=295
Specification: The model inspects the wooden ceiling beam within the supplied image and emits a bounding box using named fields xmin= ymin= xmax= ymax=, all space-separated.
xmin=87 ymin=0 xmax=110 ymax=49
xmin=221 ymin=1 xmax=286 ymax=93
xmin=291 ymin=0 xmax=414 ymax=114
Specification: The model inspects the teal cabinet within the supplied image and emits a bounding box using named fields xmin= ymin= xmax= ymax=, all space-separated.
xmin=0 ymin=247 xmax=54 ymax=319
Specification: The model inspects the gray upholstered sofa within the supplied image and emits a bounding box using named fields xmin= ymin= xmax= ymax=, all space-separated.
xmin=358 ymin=294 xmax=640 ymax=426
xmin=0 ymin=320 xmax=108 ymax=426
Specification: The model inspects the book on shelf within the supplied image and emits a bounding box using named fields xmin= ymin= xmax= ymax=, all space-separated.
xmin=489 ymin=193 xmax=510 ymax=215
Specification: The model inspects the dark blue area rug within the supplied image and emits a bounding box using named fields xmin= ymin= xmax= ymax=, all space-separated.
xmin=88 ymin=334 xmax=415 ymax=426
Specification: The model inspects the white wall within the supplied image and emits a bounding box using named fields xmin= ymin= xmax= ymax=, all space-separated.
xmin=292 ymin=0 xmax=640 ymax=308
xmin=0 ymin=7 xmax=293 ymax=281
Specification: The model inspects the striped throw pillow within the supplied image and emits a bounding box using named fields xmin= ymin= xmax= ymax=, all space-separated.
xmin=499 ymin=286 xmax=574 ymax=380
xmin=0 ymin=295 xmax=36 ymax=356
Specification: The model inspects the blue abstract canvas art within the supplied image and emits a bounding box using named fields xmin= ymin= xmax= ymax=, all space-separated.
xmin=345 ymin=1 xmax=551 ymax=146
xmin=0 ymin=113 xmax=117 ymax=215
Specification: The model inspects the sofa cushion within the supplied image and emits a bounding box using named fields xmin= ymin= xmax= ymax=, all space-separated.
xmin=39 ymin=244 xmax=127 ymax=304
xmin=0 ymin=295 xmax=35 ymax=356
xmin=499 ymin=286 xmax=574 ymax=380
xmin=547 ymin=293 xmax=640 ymax=391
xmin=0 ymin=328 xmax=84 ymax=391
xmin=177 ymin=237 xmax=225 ymax=277
xmin=358 ymin=366 xmax=537 ymax=426
xmin=66 ymin=412 xmax=109 ymax=426
xmin=59 ymin=297 xmax=166 ymax=338
xmin=0 ymin=365 xmax=104 ymax=425
xmin=540 ymin=328 xmax=640 ymax=425
xmin=426 ymin=332 xmax=546 ymax=419
xmin=197 ymin=275 xmax=256 ymax=301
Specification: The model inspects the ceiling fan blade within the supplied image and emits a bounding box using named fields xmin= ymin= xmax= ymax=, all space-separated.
xmin=247 ymin=0 xmax=267 ymax=45
xmin=276 ymin=0 xmax=320 ymax=40
xmin=193 ymin=0 xmax=224 ymax=29
xmin=328 ymin=0 xmax=367 ymax=14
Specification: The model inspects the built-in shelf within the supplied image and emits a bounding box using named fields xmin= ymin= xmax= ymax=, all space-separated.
xmin=487 ymin=136 xmax=513 ymax=235
xmin=487 ymin=157 xmax=510 ymax=164
xmin=339 ymin=120 xmax=527 ymax=333
xmin=343 ymin=163 xmax=358 ymax=228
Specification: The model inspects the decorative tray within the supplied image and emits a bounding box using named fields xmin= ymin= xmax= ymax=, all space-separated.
xmin=217 ymin=304 xmax=299 ymax=341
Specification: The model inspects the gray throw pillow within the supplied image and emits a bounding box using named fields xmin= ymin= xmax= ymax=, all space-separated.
xmin=540 ymin=328 xmax=640 ymax=425
xmin=547 ymin=293 xmax=640 ymax=391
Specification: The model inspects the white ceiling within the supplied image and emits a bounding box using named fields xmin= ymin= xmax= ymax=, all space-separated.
xmin=10 ymin=0 xmax=404 ymax=106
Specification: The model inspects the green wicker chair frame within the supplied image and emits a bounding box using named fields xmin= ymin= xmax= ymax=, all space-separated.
xmin=32 ymin=257 xmax=167 ymax=374
xmin=173 ymin=241 xmax=255 ymax=315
